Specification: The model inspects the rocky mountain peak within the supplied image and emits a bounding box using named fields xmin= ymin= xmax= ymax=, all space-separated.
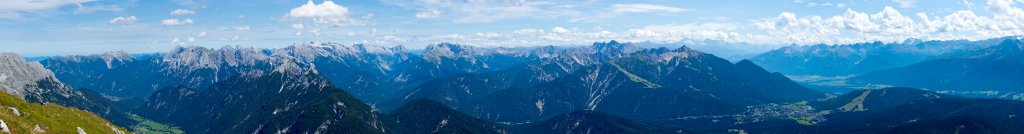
xmin=421 ymin=43 xmax=491 ymax=62
xmin=591 ymin=40 xmax=638 ymax=51
xmin=98 ymin=51 xmax=134 ymax=69
xmin=629 ymin=46 xmax=704 ymax=62
xmin=0 ymin=53 xmax=65 ymax=98
xmin=424 ymin=43 xmax=484 ymax=55
xmin=353 ymin=43 xmax=406 ymax=55
xmin=590 ymin=40 xmax=642 ymax=58
xmin=47 ymin=51 xmax=135 ymax=69
xmin=164 ymin=46 xmax=273 ymax=70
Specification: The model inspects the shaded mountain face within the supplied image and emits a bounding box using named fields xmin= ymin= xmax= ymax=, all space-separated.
xmin=36 ymin=51 xmax=134 ymax=93
xmin=852 ymin=38 xmax=1024 ymax=98
xmin=750 ymin=37 xmax=1006 ymax=76
xmin=382 ymin=41 xmax=644 ymax=110
xmin=0 ymin=52 xmax=135 ymax=126
xmin=812 ymin=98 xmax=1024 ymax=133
xmin=517 ymin=111 xmax=689 ymax=134
xmin=137 ymin=69 xmax=386 ymax=134
xmin=882 ymin=101 xmax=1024 ymax=134
xmin=811 ymin=87 xmax=956 ymax=112
xmin=385 ymin=99 xmax=507 ymax=134
xmin=390 ymin=43 xmax=823 ymax=123
xmin=647 ymin=87 xmax=1024 ymax=133
xmin=730 ymin=98 xmax=1024 ymax=134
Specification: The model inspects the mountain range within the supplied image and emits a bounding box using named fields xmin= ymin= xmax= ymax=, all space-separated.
xmin=750 ymin=37 xmax=1010 ymax=76
xmin=853 ymin=38 xmax=1024 ymax=99
xmin=1 ymin=37 xmax=1022 ymax=133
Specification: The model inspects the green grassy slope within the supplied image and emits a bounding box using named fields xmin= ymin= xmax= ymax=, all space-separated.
xmin=0 ymin=90 xmax=131 ymax=133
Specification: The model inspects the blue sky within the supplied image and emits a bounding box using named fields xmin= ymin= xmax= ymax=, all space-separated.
xmin=1 ymin=0 xmax=1022 ymax=56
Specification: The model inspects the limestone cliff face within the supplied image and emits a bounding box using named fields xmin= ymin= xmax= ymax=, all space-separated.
xmin=0 ymin=52 xmax=80 ymax=100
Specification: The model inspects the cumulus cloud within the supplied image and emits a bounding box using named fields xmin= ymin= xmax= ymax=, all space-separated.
xmin=108 ymin=16 xmax=137 ymax=25
xmin=385 ymin=0 xmax=1024 ymax=47
xmin=749 ymin=0 xmax=1024 ymax=45
xmin=284 ymin=0 xmax=363 ymax=26
xmin=170 ymin=9 xmax=196 ymax=15
xmin=551 ymin=27 xmax=569 ymax=33
xmin=171 ymin=37 xmax=181 ymax=44
xmin=162 ymin=18 xmax=194 ymax=26
xmin=611 ymin=4 xmax=689 ymax=13
xmin=415 ymin=9 xmax=441 ymax=19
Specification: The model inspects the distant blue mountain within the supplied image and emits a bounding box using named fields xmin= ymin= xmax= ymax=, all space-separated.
xmin=750 ymin=37 xmax=1011 ymax=76
xmin=634 ymin=40 xmax=779 ymax=62
xmin=853 ymin=38 xmax=1024 ymax=98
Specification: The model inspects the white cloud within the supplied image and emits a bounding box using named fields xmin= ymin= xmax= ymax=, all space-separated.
xmin=171 ymin=37 xmax=181 ymax=44
xmin=0 ymin=0 xmax=97 ymax=20
xmin=611 ymin=4 xmax=689 ymax=13
xmin=310 ymin=28 xmax=322 ymax=36
xmin=840 ymin=8 xmax=882 ymax=32
xmin=162 ymin=18 xmax=194 ymax=26
xmin=571 ymin=3 xmax=689 ymax=23
xmin=475 ymin=32 xmax=501 ymax=38
xmin=873 ymin=7 xmax=916 ymax=34
xmin=836 ymin=3 xmax=848 ymax=8
xmin=73 ymin=3 xmax=122 ymax=14
xmin=196 ymin=31 xmax=207 ymax=38
xmin=748 ymin=0 xmax=1024 ymax=45
xmin=292 ymin=23 xmax=304 ymax=29
xmin=893 ymin=0 xmax=916 ymax=8
xmin=415 ymin=9 xmax=441 ymax=19
xmin=699 ymin=16 xmax=731 ymax=21
xmin=380 ymin=0 xmax=581 ymax=23
xmin=170 ymin=9 xmax=196 ymax=15
xmin=231 ymin=26 xmax=250 ymax=31
xmin=382 ymin=23 xmax=746 ymax=48
xmin=962 ymin=0 xmax=976 ymax=9
xmin=806 ymin=2 xmax=818 ymax=7
xmin=108 ymin=16 xmax=137 ymax=25
xmin=284 ymin=0 xmax=363 ymax=26
xmin=552 ymin=27 xmax=569 ymax=33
